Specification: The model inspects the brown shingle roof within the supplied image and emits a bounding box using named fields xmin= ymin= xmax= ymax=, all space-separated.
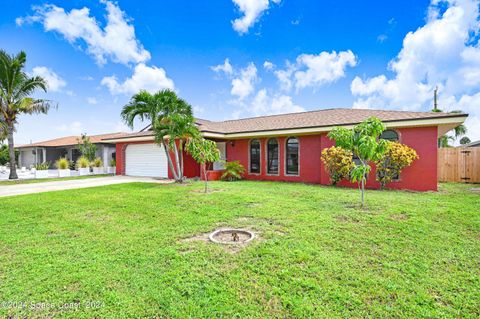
xmin=17 ymin=132 xmax=126 ymax=148
xmin=102 ymin=108 xmax=468 ymax=141
xmin=196 ymin=108 xmax=467 ymax=134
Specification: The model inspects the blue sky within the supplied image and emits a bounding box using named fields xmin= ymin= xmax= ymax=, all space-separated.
xmin=1 ymin=0 xmax=479 ymax=144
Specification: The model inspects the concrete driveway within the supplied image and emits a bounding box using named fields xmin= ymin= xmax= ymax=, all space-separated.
xmin=0 ymin=176 xmax=173 ymax=198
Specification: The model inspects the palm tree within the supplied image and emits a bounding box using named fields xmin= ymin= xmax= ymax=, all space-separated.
xmin=154 ymin=110 xmax=199 ymax=180
xmin=121 ymin=89 xmax=199 ymax=182
xmin=0 ymin=50 xmax=53 ymax=179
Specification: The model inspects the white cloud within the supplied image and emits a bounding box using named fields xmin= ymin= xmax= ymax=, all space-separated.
xmin=20 ymin=1 xmax=150 ymax=65
xmin=56 ymin=121 xmax=84 ymax=135
xmin=101 ymin=63 xmax=175 ymax=95
xmin=211 ymin=58 xmax=233 ymax=75
xmin=273 ymin=51 xmax=357 ymax=91
xmin=294 ymin=51 xmax=357 ymax=90
xmin=86 ymin=97 xmax=98 ymax=105
xmin=274 ymin=61 xmax=295 ymax=91
xmin=231 ymin=0 xmax=281 ymax=34
xmin=32 ymin=66 xmax=66 ymax=92
xmin=350 ymin=0 xmax=480 ymax=141
xmin=263 ymin=60 xmax=275 ymax=70
xmin=250 ymin=89 xmax=304 ymax=115
xmin=231 ymin=62 xmax=258 ymax=99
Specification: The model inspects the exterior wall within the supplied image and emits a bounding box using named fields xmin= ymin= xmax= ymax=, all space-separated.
xmin=225 ymin=126 xmax=438 ymax=191
xmin=114 ymin=126 xmax=438 ymax=191
xmin=115 ymin=141 xmax=200 ymax=178
xmin=226 ymin=136 xmax=322 ymax=184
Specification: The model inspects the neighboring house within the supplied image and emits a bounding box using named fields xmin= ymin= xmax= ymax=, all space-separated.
xmin=104 ymin=108 xmax=467 ymax=191
xmin=16 ymin=133 xmax=125 ymax=169
xmin=462 ymin=140 xmax=480 ymax=148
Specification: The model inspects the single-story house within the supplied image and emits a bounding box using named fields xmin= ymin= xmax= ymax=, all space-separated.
xmin=103 ymin=108 xmax=467 ymax=191
xmin=16 ymin=133 xmax=124 ymax=169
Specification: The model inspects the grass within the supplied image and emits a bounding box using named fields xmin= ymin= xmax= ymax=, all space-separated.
xmin=0 ymin=181 xmax=478 ymax=318
xmin=0 ymin=174 xmax=112 ymax=185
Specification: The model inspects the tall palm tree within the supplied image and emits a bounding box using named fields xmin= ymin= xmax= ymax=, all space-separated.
xmin=121 ymin=89 xmax=199 ymax=182
xmin=0 ymin=50 xmax=53 ymax=179
xmin=154 ymin=110 xmax=199 ymax=180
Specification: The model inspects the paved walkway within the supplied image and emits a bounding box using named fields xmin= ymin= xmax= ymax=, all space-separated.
xmin=0 ymin=176 xmax=173 ymax=198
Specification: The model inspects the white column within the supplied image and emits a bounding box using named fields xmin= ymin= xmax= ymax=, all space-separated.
xmin=103 ymin=146 xmax=109 ymax=169
xmin=42 ymin=148 xmax=46 ymax=163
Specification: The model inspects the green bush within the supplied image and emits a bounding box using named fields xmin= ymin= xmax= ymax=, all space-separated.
xmin=93 ymin=158 xmax=103 ymax=168
xmin=34 ymin=162 xmax=49 ymax=170
xmin=109 ymin=159 xmax=116 ymax=167
xmin=221 ymin=161 xmax=245 ymax=181
xmin=55 ymin=158 xmax=69 ymax=170
xmin=76 ymin=156 xmax=90 ymax=169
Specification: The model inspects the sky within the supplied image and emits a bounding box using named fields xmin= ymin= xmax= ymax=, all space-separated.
xmin=1 ymin=0 xmax=479 ymax=144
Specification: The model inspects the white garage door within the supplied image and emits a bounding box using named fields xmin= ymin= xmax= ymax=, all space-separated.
xmin=125 ymin=144 xmax=168 ymax=178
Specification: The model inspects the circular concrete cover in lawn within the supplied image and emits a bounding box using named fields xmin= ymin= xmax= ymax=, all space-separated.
xmin=209 ymin=229 xmax=255 ymax=245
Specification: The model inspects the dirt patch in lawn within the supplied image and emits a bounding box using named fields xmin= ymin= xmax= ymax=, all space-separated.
xmin=190 ymin=188 xmax=225 ymax=194
xmin=390 ymin=212 xmax=409 ymax=221
xmin=180 ymin=217 xmax=286 ymax=253
xmin=335 ymin=214 xmax=360 ymax=223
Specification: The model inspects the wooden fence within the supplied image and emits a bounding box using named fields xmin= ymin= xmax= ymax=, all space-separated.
xmin=438 ymin=148 xmax=480 ymax=183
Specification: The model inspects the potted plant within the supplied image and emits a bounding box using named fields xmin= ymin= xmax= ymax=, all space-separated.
xmin=77 ymin=156 xmax=90 ymax=176
xmin=92 ymin=157 xmax=104 ymax=175
xmin=108 ymin=159 xmax=116 ymax=174
xmin=34 ymin=162 xmax=49 ymax=179
xmin=55 ymin=157 xmax=71 ymax=177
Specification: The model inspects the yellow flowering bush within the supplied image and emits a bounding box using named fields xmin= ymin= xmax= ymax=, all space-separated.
xmin=321 ymin=146 xmax=354 ymax=185
xmin=375 ymin=141 xmax=419 ymax=188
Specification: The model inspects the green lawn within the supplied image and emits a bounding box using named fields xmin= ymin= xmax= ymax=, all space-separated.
xmin=0 ymin=181 xmax=478 ymax=318
xmin=0 ymin=174 xmax=112 ymax=185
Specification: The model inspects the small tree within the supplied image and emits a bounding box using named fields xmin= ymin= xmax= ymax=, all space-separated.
xmin=77 ymin=134 xmax=97 ymax=161
xmin=221 ymin=161 xmax=246 ymax=181
xmin=328 ymin=117 xmax=388 ymax=207
xmin=186 ymin=137 xmax=220 ymax=193
xmin=321 ymin=146 xmax=354 ymax=185
xmin=375 ymin=141 xmax=418 ymax=188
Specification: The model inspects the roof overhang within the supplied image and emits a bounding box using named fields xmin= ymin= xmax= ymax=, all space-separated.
xmin=102 ymin=114 xmax=468 ymax=142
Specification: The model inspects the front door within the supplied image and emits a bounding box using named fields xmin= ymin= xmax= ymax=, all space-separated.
xmin=213 ymin=142 xmax=226 ymax=170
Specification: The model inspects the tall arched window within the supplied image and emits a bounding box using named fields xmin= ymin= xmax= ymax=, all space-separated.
xmin=286 ymin=137 xmax=299 ymax=175
xmin=380 ymin=130 xmax=399 ymax=141
xmin=267 ymin=138 xmax=279 ymax=174
xmin=250 ymin=139 xmax=261 ymax=174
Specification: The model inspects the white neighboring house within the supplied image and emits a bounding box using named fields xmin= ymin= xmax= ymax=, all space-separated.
xmin=16 ymin=133 xmax=124 ymax=170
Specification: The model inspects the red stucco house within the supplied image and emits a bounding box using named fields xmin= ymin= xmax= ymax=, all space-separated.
xmin=104 ymin=108 xmax=467 ymax=191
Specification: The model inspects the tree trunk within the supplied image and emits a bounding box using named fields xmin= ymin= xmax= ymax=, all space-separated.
xmin=179 ymin=141 xmax=184 ymax=178
xmin=161 ymin=140 xmax=178 ymax=181
xmin=7 ymin=122 xmax=18 ymax=180
xmin=173 ymin=142 xmax=182 ymax=183
xmin=361 ymin=176 xmax=365 ymax=208
xmin=203 ymin=163 xmax=208 ymax=193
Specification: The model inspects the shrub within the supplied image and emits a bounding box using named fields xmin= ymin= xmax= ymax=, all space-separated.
xmin=221 ymin=161 xmax=246 ymax=181
xmin=34 ymin=162 xmax=49 ymax=170
xmin=109 ymin=159 xmax=116 ymax=167
xmin=375 ymin=141 xmax=418 ymax=188
xmin=93 ymin=158 xmax=103 ymax=168
xmin=77 ymin=156 xmax=90 ymax=169
xmin=55 ymin=158 xmax=69 ymax=170
xmin=321 ymin=146 xmax=354 ymax=185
